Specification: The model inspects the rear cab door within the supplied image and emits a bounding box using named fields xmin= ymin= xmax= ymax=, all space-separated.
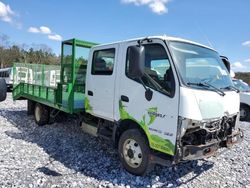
xmin=85 ymin=44 xmax=119 ymax=121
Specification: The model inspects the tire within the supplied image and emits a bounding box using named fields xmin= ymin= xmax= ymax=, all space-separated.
xmin=118 ymin=129 xmax=152 ymax=175
xmin=55 ymin=111 xmax=68 ymax=123
xmin=34 ymin=103 xmax=50 ymax=126
xmin=27 ymin=100 xmax=35 ymax=115
xmin=240 ymin=104 xmax=250 ymax=122
xmin=0 ymin=78 xmax=7 ymax=102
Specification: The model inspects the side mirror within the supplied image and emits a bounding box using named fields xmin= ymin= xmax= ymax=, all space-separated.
xmin=145 ymin=88 xmax=153 ymax=101
xmin=221 ymin=56 xmax=230 ymax=72
xmin=128 ymin=46 xmax=145 ymax=78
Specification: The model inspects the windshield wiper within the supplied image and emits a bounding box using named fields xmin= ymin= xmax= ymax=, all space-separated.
xmin=187 ymin=82 xmax=208 ymax=87
xmin=222 ymin=86 xmax=240 ymax=93
xmin=204 ymin=82 xmax=226 ymax=96
xmin=187 ymin=82 xmax=225 ymax=96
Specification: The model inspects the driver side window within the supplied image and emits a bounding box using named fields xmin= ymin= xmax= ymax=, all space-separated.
xmin=126 ymin=43 xmax=175 ymax=97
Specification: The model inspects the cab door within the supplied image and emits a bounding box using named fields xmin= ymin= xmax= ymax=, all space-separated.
xmin=116 ymin=39 xmax=180 ymax=155
xmin=86 ymin=44 xmax=118 ymax=121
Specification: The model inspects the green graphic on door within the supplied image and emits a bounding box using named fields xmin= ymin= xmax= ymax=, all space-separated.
xmin=119 ymin=100 xmax=175 ymax=155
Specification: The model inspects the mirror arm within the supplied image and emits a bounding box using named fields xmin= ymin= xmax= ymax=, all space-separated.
xmin=138 ymin=77 xmax=148 ymax=91
xmin=139 ymin=77 xmax=153 ymax=101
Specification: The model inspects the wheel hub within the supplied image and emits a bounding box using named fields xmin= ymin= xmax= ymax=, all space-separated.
xmin=127 ymin=149 xmax=134 ymax=159
xmin=123 ymin=138 xmax=143 ymax=168
xmin=35 ymin=106 xmax=41 ymax=121
xmin=240 ymin=108 xmax=246 ymax=118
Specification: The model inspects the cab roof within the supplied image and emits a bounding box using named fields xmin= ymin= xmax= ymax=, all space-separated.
xmin=94 ymin=35 xmax=215 ymax=51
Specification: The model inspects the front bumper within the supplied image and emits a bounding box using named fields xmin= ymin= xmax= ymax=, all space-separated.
xmin=181 ymin=129 xmax=244 ymax=161
xmin=149 ymin=129 xmax=244 ymax=166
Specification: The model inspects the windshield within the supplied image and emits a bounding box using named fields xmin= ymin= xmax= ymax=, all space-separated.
xmin=169 ymin=41 xmax=233 ymax=89
xmin=233 ymin=80 xmax=250 ymax=92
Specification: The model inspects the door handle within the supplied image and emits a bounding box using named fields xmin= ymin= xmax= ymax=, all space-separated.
xmin=88 ymin=90 xmax=93 ymax=96
xmin=121 ymin=95 xmax=129 ymax=102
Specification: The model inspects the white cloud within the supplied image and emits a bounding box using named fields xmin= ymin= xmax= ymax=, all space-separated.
xmin=232 ymin=62 xmax=245 ymax=69
xmin=242 ymin=41 xmax=250 ymax=47
xmin=28 ymin=26 xmax=51 ymax=34
xmin=0 ymin=1 xmax=15 ymax=23
xmin=121 ymin=0 xmax=171 ymax=15
xmin=48 ymin=34 xmax=62 ymax=41
xmin=40 ymin=26 xmax=51 ymax=34
xmin=149 ymin=1 xmax=167 ymax=14
xmin=28 ymin=27 xmax=40 ymax=33
xmin=28 ymin=25 xmax=62 ymax=41
xmin=244 ymin=59 xmax=250 ymax=63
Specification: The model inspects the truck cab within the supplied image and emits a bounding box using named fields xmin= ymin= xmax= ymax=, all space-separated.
xmin=84 ymin=36 xmax=243 ymax=175
xmin=232 ymin=79 xmax=250 ymax=121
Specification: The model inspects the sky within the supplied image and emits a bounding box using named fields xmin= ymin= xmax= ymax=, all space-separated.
xmin=0 ymin=0 xmax=250 ymax=72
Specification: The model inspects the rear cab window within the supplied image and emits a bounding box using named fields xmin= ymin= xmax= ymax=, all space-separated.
xmin=91 ymin=49 xmax=115 ymax=75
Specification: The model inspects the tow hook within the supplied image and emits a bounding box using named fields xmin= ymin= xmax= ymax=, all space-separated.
xmin=203 ymin=148 xmax=212 ymax=155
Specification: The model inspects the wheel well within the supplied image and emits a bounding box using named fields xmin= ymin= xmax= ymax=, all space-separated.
xmin=240 ymin=103 xmax=250 ymax=109
xmin=114 ymin=119 xmax=149 ymax=148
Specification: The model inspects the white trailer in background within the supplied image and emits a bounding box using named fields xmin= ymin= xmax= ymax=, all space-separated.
xmin=233 ymin=79 xmax=250 ymax=121
xmin=223 ymin=55 xmax=250 ymax=121
xmin=0 ymin=67 xmax=13 ymax=90
xmin=49 ymin=70 xmax=60 ymax=87
xmin=14 ymin=67 xmax=33 ymax=84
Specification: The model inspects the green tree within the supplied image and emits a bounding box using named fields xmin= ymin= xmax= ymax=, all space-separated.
xmin=0 ymin=33 xmax=60 ymax=68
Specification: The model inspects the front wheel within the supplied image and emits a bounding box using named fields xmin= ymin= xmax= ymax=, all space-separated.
xmin=118 ymin=129 xmax=152 ymax=175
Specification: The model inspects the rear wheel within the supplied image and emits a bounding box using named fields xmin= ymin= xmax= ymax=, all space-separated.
xmin=240 ymin=104 xmax=250 ymax=122
xmin=118 ymin=129 xmax=152 ymax=175
xmin=34 ymin=103 xmax=49 ymax=126
xmin=27 ymin=100 xmax=35 ymax=115
xmin=0 ymin=78 xmax=7 ymax=102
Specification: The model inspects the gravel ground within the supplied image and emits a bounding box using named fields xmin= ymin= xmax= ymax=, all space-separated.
xmin=0 ymin=93 xmax=249 ymax=188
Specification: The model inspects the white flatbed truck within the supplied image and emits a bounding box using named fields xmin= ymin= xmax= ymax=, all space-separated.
xmin=0 ymin=36 xmax=243 ymax=175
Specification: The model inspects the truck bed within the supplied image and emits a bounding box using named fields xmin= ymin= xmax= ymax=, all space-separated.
xmin=13 ymin=82 xmax=85 ymax=114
